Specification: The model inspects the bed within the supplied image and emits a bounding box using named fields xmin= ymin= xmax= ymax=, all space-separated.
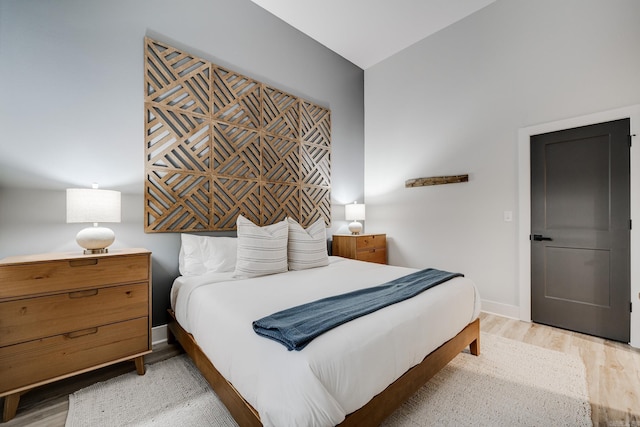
xmin=167 ymin=225 xmax=481 ymax=427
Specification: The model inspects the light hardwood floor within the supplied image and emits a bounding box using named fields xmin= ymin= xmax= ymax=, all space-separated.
xmin=2 ymin=313 xmax=639 ymax=426
xmin=479 ymin=312 xmax=640 ymax=427
xmin=1 ymin=343 xmax=182 ymax=427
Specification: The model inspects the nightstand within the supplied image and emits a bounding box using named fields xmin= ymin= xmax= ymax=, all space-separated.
xmin=0 ymin=248 xmax=152 ymax=422
xmin=332 ymin=234 xmax=387 ymax=264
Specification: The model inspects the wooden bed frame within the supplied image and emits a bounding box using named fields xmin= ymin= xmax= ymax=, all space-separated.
xmin=167 ymin=309 xmax=480 ymax=426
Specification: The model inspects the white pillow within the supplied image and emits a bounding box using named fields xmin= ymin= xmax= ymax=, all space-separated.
xmin=287 ymin=217 xmax=328 ymax=271
xmin=179 ymin=234 xmax=237 ymax=276
xmin=234 ymin=215 xmax=288 ymax=279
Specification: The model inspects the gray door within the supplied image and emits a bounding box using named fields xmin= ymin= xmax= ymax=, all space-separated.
xmin=531 ymin=118 xmax=630 ymax=342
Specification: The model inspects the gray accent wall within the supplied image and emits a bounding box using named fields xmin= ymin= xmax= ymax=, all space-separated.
xmin=0 ymin=0 xmax=364 ymax=325
xmin=364 ymin=0 xmax=640 ymax=315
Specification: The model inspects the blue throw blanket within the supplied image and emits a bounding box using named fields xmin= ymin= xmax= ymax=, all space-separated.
xmin=252 ymin=268 xmax=463 ymax=351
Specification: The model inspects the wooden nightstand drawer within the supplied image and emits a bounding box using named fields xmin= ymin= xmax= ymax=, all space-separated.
xmin=0 ymin=317 xmax=149 ymax=394
xmin=355 ymin=234 xmax=386 ymax=251
xmin=0 ymin=283 xmax=149 ymax=347
xmin=357 ymin=248 xmax=386 ymax=264
xmin=0 ymin=254 xmax=149 ymax=299
xmin=332 ymin=234 xmax=388 ymax=265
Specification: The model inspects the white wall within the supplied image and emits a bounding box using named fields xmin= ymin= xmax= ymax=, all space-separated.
xmin=364 ymin=0 xmax=640 ymax=325
xmin=0 ymin=0 xmax=364 ymax=325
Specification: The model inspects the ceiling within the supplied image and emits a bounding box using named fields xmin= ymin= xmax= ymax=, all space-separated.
xmin=250 ymin=0 xmax=496 ymax=69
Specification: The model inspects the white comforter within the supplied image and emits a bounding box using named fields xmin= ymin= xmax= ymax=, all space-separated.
xmin=170 ymin=257 xmax=481 ymax=427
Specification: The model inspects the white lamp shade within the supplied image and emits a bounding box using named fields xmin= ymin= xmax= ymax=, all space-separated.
xmin=66 ymin=188 xmax=121 ymax=223
xmin=345 ymin=203 xmax=365 ymax=221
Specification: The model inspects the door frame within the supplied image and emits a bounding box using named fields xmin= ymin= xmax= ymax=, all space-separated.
xmin=517 ymin=104 xmax=640 ymax=348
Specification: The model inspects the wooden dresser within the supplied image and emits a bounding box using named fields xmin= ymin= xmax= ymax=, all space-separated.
xmin=0 ymin=248 xmax=152 ymax=422
xmin=332 ymin=234 xmax=387 ymax=264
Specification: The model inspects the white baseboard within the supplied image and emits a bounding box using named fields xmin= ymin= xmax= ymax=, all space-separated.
xmin=151 ymin=300 xmax=520 ymax=345
xmin=152 ymin=299 xmax=523 ymax=345
xmin=480 ymin=299 xmax=521 ymax=320
xmin=153 ymin=301 xmax=638 ymax=349
xmin=152 ymin=324 xmax=168 ymax=346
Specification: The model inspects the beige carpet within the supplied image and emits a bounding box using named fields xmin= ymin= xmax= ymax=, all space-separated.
xmin=66 ymin=333 xmax=591 ymax=426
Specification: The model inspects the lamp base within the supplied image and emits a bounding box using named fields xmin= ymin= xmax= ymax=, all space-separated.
xmin=76 ymin=226 xmax=115 ymax=254
xmin=83 ymin=248 xmax=109 ymax=255
xmin=348 ymin=221 xmax=363 ymax=235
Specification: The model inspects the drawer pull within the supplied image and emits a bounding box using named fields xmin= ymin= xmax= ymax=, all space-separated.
xmin=69 ymin=259 xmax=98 ymax=267
xmin=65 ymin=327 xmax=98 ymax=339
xmin=68 ymin=289 xmax=99 ymax=299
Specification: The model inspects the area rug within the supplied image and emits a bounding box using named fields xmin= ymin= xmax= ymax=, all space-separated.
xmin=65 ymin=353 xmax=235 ymax=427
xmin=65 ymin=333 xmax=591 ymax=426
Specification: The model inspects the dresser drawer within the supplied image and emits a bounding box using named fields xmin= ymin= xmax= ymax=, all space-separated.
xmin=0 ymin=254 xmax=149 ymax=299
xmin=355 ymin=234 xmax=386 ymax=251
xmin=356 ymin=248 xmax=386 ymax=264
xmin=0 ymin=317 xmax=149 ymax=394
xmin=0 ymin=283 xmax=149 ymax=347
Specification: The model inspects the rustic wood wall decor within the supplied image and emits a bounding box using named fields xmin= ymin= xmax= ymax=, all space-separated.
xmin=405 ymin=175 xmax=469 ymax=188
xmin=144 ymin=37 xmax=331 ymax=232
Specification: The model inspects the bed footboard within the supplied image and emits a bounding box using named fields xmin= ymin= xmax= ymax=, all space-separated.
xmin=167 ymin=309 xmax=480 ymax=427
xmin=167 ymin=310 xmax=262 ymax=426
xmin=340 ymin=317 xmax=480 ymax=426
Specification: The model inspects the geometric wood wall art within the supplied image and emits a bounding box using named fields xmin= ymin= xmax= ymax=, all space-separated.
xmin=144 ymin=37 xmax=331 ymax=232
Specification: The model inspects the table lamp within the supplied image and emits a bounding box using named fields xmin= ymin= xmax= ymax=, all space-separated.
xmin=345 ymin=201 xmax=365 ymax=235
xmin=66 ymin=184 xmax=121 ymax=254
